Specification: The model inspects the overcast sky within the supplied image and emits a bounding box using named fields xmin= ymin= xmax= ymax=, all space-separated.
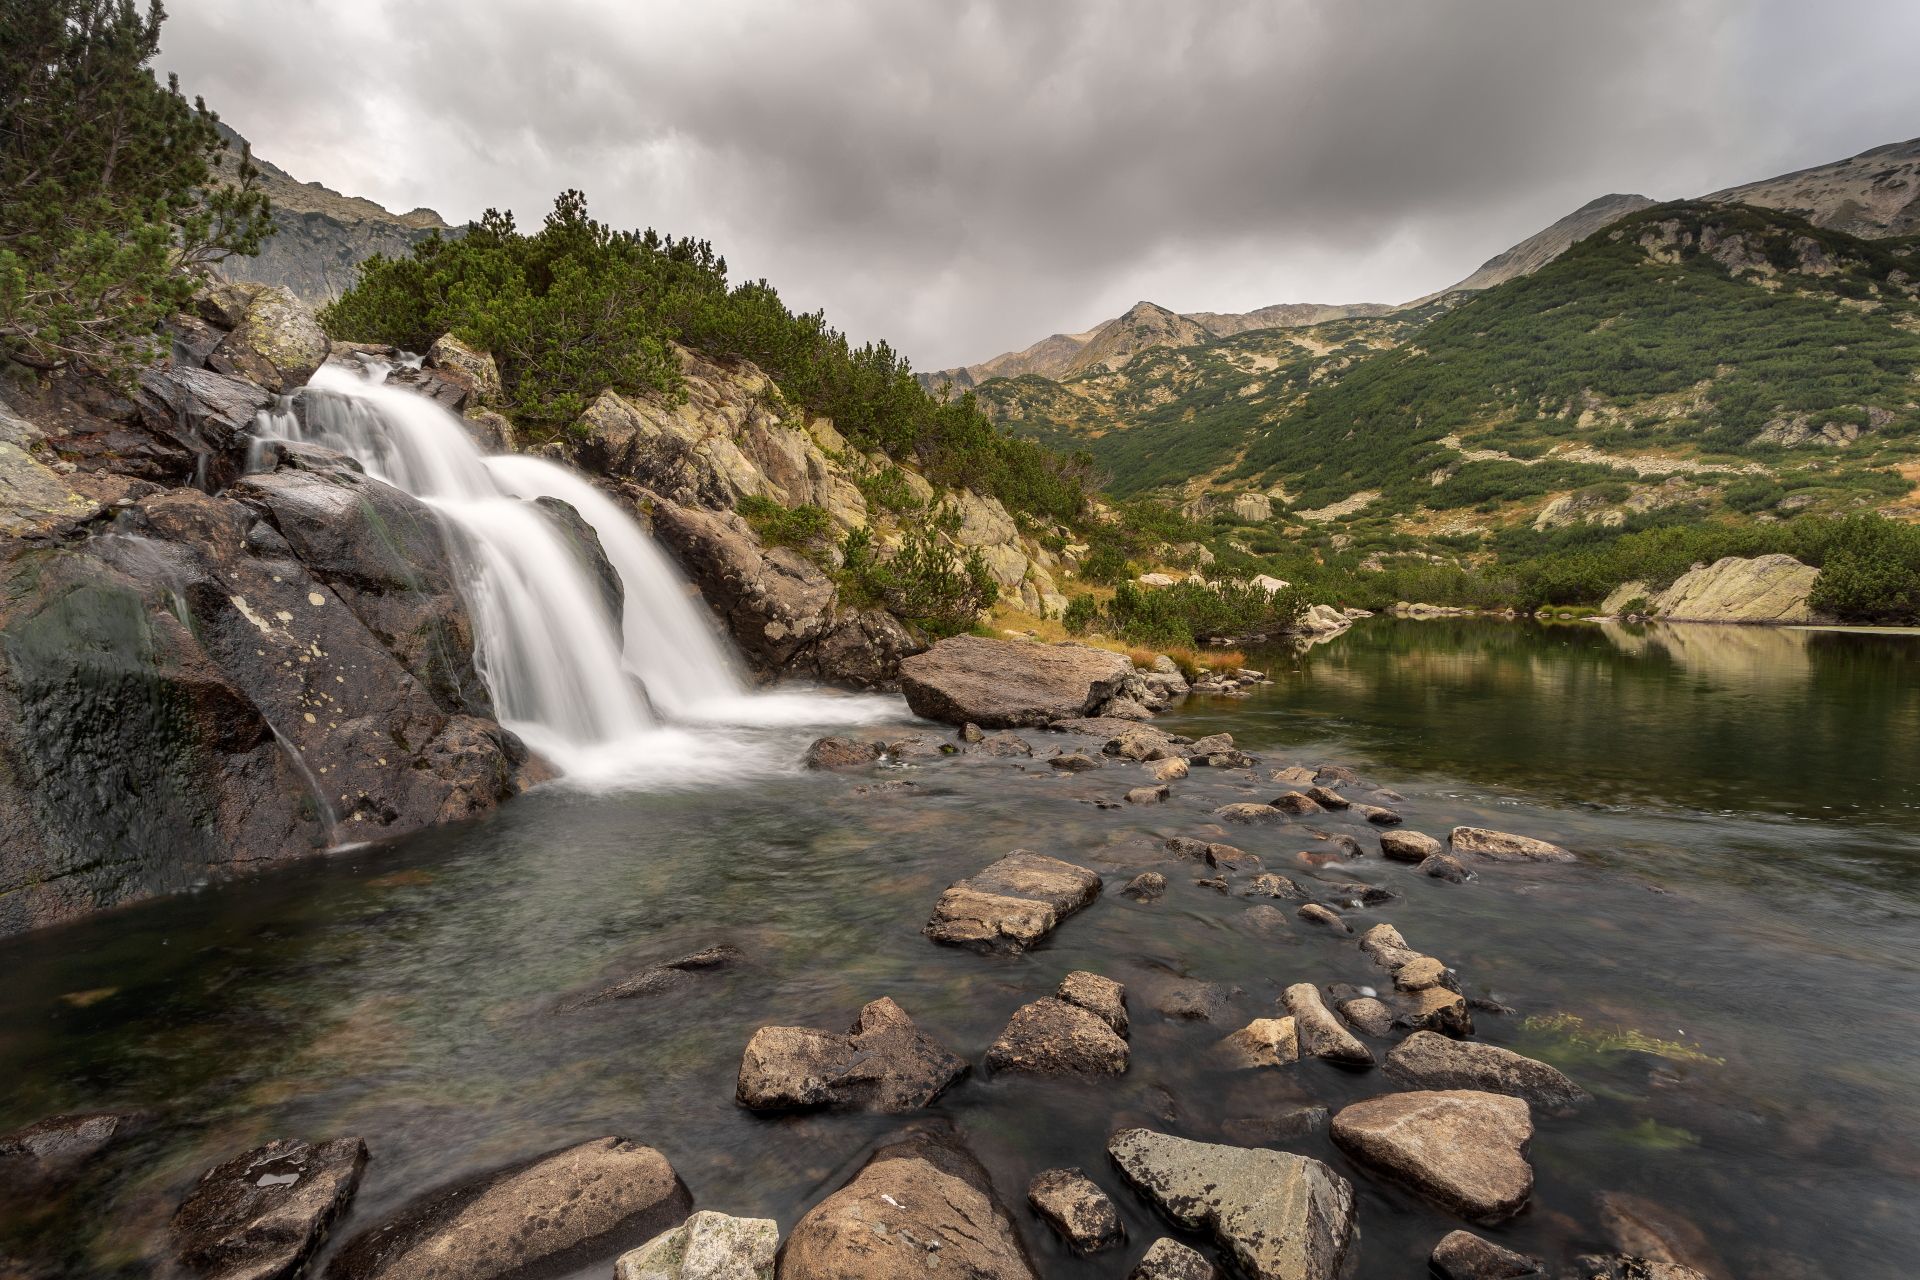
xmin=159 ymin=0 xmax=1920 ymax=370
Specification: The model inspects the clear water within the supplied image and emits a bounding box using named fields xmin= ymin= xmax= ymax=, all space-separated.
xmin=2 ymin=619 xmax=1915 ymax=1278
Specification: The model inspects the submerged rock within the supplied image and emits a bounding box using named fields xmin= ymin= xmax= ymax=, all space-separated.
xmin=900 ymin=635 xmax=1135 ymax=728
xmin=1214 ymin=802 xmax=1285 ymax=824
xmin=1337 ymin=996 xmax=1396 ymax=1037
xmin=1106 ymin=1128 xmax=1355 ymax=1280
xmin=1126 ymin=785 xmax=1170 ymax=805
xmin=615 ymin=1210 xmax=778 ymax=1280
xmin=1296 ymin=903 xmax=1352 ymax=934
xmin=1150 ymin=756 xmax=1190 ymax=782
xmin=1385 ymin=1032 xmax=1589 ymax=1110
xmin=567 ymin=945 xmax=744 ymax=1009
xmin=1129 ymin=1238 xmax=1217 ymax=1280
xmin=170 ymin=1137 xmax=367 ymax=1280
xmin=1050 ymin=751 xmax=1104 ymax=772
xmin=925 ymin=851 xmax=1102 ymax=953
xmin=1594 ymin=1191 xmax=1724 ymax=1277
xmin=804 ymin=736 xmax=883 ymax=769
xmin=330 ymin=1136 xmax=690 ymax=1280
xmin=1269 ymin=791 xmax=1323 ymax=815
xmin=1028 ymin=1167 xmax=1125 ymax=1255
xmin=736 ymin=997 xmax=966 ymax=1112
xmin=1450 ymin=826 xmax=1577 ymax=863
xmin=1421 ymin=853 xmax=1476 ymax=883
xmin=1123 ymin=871 xmax=1167 ymax=901
xmin=0 ymin=1111 xmax=144 ymax=1178
xmin=1567 ymin=1257 xmax=1711 ymax=1280
xmin=1350 ymin=803 xmax=1403 ymax=826
xmin=1429 ymin=1229 xmax=1544 ymax=1279
xmin=1331 ymin=1090 xmax=1534 ymax=1224
xmin=778 ymin=1128 xmax=1035 ymax=1280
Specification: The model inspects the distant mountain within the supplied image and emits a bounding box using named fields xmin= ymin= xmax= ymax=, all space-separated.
xmin=1706 ymin=136 xmax=1920 ymax=239
xmin=215 ymin=125 xmax=453 ymax=305
xmin=1416 ymin=193 xmax=1658 ymax=300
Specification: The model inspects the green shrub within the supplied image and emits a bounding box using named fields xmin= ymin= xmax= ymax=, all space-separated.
xmin=1093 ymin=579 xmax=1306 ymax=649
xmin=736 ymin=494 xmax=829 ymax=550
xmin=839 ymin=526 xmax=998 ymax=638
xmin=1062 ymin=594 xmax=1100 ymax=634
xmin=853 ymin=463 xmax=922 ymax=513
xmin=1808 ymin=514 xmax=1920 ymax=623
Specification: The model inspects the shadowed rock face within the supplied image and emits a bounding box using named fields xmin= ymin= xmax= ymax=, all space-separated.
xmin=778 ymin=1128 xmax=1035 ymax=1280
xmin=899 ymin=636 xmax=1134 ymax=728
xmin=329 ymin=1137 xmax=691 ymax=1280
xmin=1105 ymin=1128 xmax=1354 ymax=1280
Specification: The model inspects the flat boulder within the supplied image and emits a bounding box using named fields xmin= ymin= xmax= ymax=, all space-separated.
xmin=1385 ymin=1032 xmax=1589 ymax=1110
xmin=900 ymin=636 xmax=1134 ymax=728
xmin=170 ymin=1137 xmax=367 ymax=1280
xmin=1429 ymin=1229 xmax=1544 ymax=1279
xmin=1028 ymin=1167 xmax=1125 ymax=1254
xmin=1330 ymin=1090 xmax=1534 ymax=1224
xmin=1130 ymin=1238 xmax=1216 ymax=1280
xmin=1450 ymin=826 xmax=1576 ymax=863
xmin=925 ymin=851 xmax=1102 ymax=953
xmin=736 ymin=997 xmax=966 ymax=1112
xmin=330 ymin=1137 xmax=689 ymax=1280
xmin=1106 ymin=1129 xmax=1354 ymax=1280
xmin=615 ymin=1210 xmax=778 ymax=1280
xmin=778 ymin=1128 xmax=1035 ymax=1280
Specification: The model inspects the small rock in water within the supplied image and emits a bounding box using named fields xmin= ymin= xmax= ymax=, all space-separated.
xmin=615 ymin=1210 xmax=778 ymax=1280
xmin=1337 ymin=996 xmax=1396 ymax=1037
xmin=1241 ymin=872 xmax=1306 ymax=900
xmin=1148 ymin=977 xmax=1239 ymax=1022
xmin=1283 ymin=983 xmax=1374 ymax=1066
xmin=0 ymin=1111 xmax=144 ymax=1181
xmin=1306 ymin=785 xmax=1350 ymax=810
xmin=1028 ymin=1167 xmax=1125 ymax=1255
xmin=565 ymin=944 xmax=744 ymax=1009
xmin=1221 ymin=1107 xmax=1329 ymax=1146
xmin=1270 ymin=790 xmax=1323 ymax=815
xmin=1331 ymin=1089 xmax=1534 ymax=1224
xmin=1057 ymin=970 xmax=1130 ymax=1035
xmin=1314 ymin=879 xmax=1398 ymax=907
xmin=735 ymin=997 xmax=967 ymax=1112
xmin=986 ymin=997 xmax=1130 ymax=1076
xmin=1050 ymin=751 xmax=1103 ymax=772
xmin=1241 ymin=905 xmax=1292 ymax=935
xmin=925 ymin=850 xmax=1102 ymax=953
xmin=1214 ymin=802 xmax=1285 ymax=824
xmin=1151 ymin=756 xmax=1190 ymax=782
xmin=959 ymin=722 xmax=986 ymax=743
xmin=1594 ymin=1190 xmax=1724 ymax=1276
xmin=1123 ymin=871 xmax=1167 ymax=901
xmin=1214 ymin=1017 xmax=1299 ymax=1068
xmin=1128 ymin=1238 xmax=1217 ymax=1280
xmin=1420 ymin=852 xmax=1475 ymax=883
xmin=1126 ymin=785 xmax=1170 ymax=805
xmin=1314 ymin=765 xmax=1361 ymax=785
xmin=1567 ymin=1256 xmax=1711 ymax=1280
xmin=1188 ymin=733 xmax=1235 ymax=755
xmin=1296 ymin=903 xmax=1352 ymax=934
xmin=1316 ymin=832 xmax=1365 ymax=858
xmin=1380 ymin=829 xmax=1443 ymax=862
xmin=804 ymin=736 xmax=882 ymax=769
xmin=1395 ymin=986 xmax=1475 ymax=1037
xmin=1203 ymin=842 xmax=1261 ymax=872
xmin=1450 ymin=826 xmax=1577 ymax=863
xmin=973 ymin=731 xmax=1035 ymax=758
xmin=171 ymin=1137 xmax=368 ymax=1280
xmin=1429 ymin=1228 xmax=1544 ymax=1279
xmin=1350 ymin=803 xmax=1403 ymax=826
xmin=1270 ymin=766 xmax=1316 ymax=785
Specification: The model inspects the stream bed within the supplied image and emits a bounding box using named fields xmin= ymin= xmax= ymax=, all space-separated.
xmin=2 ymin=619 xmax=1916 ymax=1278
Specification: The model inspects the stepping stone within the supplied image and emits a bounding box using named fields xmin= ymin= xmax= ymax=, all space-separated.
xmin=925 ymin=850 xmax=1102 ymax=953
xmin=1283 ymin=983 xmax=1373 ymax=1066
xmin=1331 ymin=1090 xmax=1534 ymax=1224
xmin=736 ymin=997 xmax=966 ymax=1112
xmin=1028 ymin=1167 xmax=1124 ymax=1254
xmin=1214 ymin=1017 xmax=1299 ymax=1069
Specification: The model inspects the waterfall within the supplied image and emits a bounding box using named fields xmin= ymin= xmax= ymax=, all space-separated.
xmin=253 ymin=361 xmax=888 ymax=785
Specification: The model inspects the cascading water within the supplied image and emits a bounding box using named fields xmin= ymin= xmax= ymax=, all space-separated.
xmin=253 ymin=360 xmax=890 ymax=784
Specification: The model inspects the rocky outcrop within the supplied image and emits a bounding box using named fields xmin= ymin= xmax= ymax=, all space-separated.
xmin=735 ymin=997 xmax=966 ymax=1112
xmin=1330 ymin=1090 xmax=1535 ymax=1224
xmin=1106 ymin=1129 xmax=1355 ymax=1280
xmin=169 ymin=1137 xmax=367 ymax=1280
xmin=615 ymin=1210 xmax=778 ymax=1280
xmin=899 ymin=636 xmax=1135 ymax=727
xmin=1605 ymin=554 xmax=1821 ymax=624
xmin=329 ymin=1136 xmax=691 ymax=1280
xmin=205 ymin=284 xmax=330 ymax=393
xmin=925 ymin=851 xmax=1102 ymax=952
xmin=778 ymin=1128 xmax=1035 ymax=1280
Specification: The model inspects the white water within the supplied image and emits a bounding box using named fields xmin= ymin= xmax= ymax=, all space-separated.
xmin=254 ymin=361 xmax=893 ymax=786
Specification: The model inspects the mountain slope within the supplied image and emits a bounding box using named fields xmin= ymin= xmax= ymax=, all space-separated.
xmin=216 ymin=126 xmax=453 ymax=304
xmin=1707 ymin=136 xmax=1920 ymax=239
xmin=1420 ymin=193 xmax=1657 ymax=299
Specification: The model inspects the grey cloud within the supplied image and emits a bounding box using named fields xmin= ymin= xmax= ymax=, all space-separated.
xmin=159 ymin=0 xmax=1920 ymax=368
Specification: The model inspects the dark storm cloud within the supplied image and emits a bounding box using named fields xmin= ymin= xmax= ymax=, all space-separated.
xmin=158 ymin=0 xmax=1920 ymax=368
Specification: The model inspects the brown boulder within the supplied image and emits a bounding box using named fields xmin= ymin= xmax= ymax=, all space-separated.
xmin=1129 ymin=1239 xmax=1217 ymax=1279
xmin=900 ymin=635 xmax=1135 ymax=728
xmin=1283 ymin=984 xmax=1373 ymax=1066
xmin=1380 ymin=829 xmax=1444 ymax=862
xmin=170 ymin=1137 xmax=367 ymax=1280
xmin=986 ymin=998 xmax=1129 ymax=1076
xmin=1429 ymin=1229 xmax=1544 ymax=1279
xmin=1028 ymin=1167 xmax=1124 ymax=1255
xmin=736 ymin=997 xmax=966 ymax=1112
xmin=1330 ymin=1090 xmax=1534 ymax=1223
xmin=1214 ymin=1017 xmax=1299 ymax=1069
xmin=805 ymin=736 xmax=883 ymax=769
xmin=1385 ymin=1032 xmax=1589 ymax=1110
xmin=925 ymin=851 xmax=1102 ymax=953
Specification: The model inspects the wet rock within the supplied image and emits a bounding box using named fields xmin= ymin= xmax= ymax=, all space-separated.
xmin=1269 ymin=791 xmax=1323 ymax=815
xmin=1351 ymin=803 xmax=1403 ymax=826
xmin=1296 ymin=903 xmax=1351 ymax=934
xmin=1314 ymin=879 xmax=1397 ymax=907
xmin=1385 ymin=1034 xmax=1588 ymax=1109
xmin=1594 ymin=1191 xmax=1723 ymax=1276
xmin=1106 ymin=1129 xmax=1355 ymax=1280
xmin=925 ymin=851 xmax=1102 ymax=953
xmin=959 ymin=723 xmax=986 ymax=743
xmin=1220 ymin=1107 xmax=1329 ymax=1145
xmin=1104 ymin=726 xmax=1186 ymax=760
xmin=1241 ymin=905 xmax=1292 ymax=935
xmin=1203 ymin=749 xmax=1256 ymax=768
xmin=207 ymin=286 xmax=329 ymax=392
xmin=1028 ymin=1167 xmax=1124 ymax=1255
xmin=170 ymin=1137 xmax=367 ymax=1280
xmin=1393 ymin=956 xmax=1453 ymax=992
xmin=1148 ymin=977 xmax=1238 ymax=1022
xmin=1214 ymin=802 xmax=1284 ymax=824
xmin=566 ymin=944 xmax=744 ymax=1009
xmin=1164 ymin=836 xmax=1210 ymax=860
xmin=1151 ymin=756 xmax=1189 ymax=782
xmin=1318 ymin=832 xmax=1365 ymax=858
xmin=424 ymin=334 xmax=504 ymax=408
xmin=1330 ymin=1090 xmax=1534 ymax=1223
xmin=1429 ymin=1229 xmax=1544 ymax=1279
xmin=736 ymin=997 xmax=967 ymax=1112
xmin=778 ymin=1127 xmax=1035 ymax=1280
xmin=1396 ymin=987 xmax=1475 ymax=1037
xmin=1567 ymin=1257 xmax=1710 ymax=1280
xmin=1203 ymin=843 xmax=1261 ymax=872
xmin=615 ymin=1210 xmax=777 ymax=1280
xmin=1129 ymin=1238 xmax=1216 ymax=1280
xmin=1380 ymin=829 xmax=1443 ymax=862
xmin=1215 ymin=1017 xmax=1299 ymax=1068
xmin=987 ymin=998 xmax=1130 ymax=1076
xmin=1126 ymin=785 xmax=1170 ymax=805
xmin=1194 ymin=876 xmax=1230 ymax=893
xmin=899 ymin=635 xmax=1134 ymax=728
xmin=1305 ymin=785 xmax=1350 ymax=810
xmin=1188 ymin=733 xmax=1235 ymax=755
xmin=1450 ymin=826 xmax=1577 ymax=864
xmin=1338 ymin=996 xmax=1396 ymax=1037
xmin=1123 ymin=872 xmax=1167 ymax=901
xmin=973 ymin=731 xmax=1034 ymax=758
xmin=1227 ymin=870 xmax=1296 ymax=900
xmin=1050 ymin=751 xmax=1105 ymax=772
xmin=804 ymin=736 xmax=883 ymax=769
xmin=1314 ymin=765 xmax=1360 ymax=785
xmin=0 ymin=1111 xmax=143 ymax=1175
xmin=1421 ymin=853 xmax=1475 ymax=883
xmin=1057 ymin=971 xmax=1129 ymax=1035
xmin=1270 ymin=766 xmax=1316 ymax=785
xmin=1283 ymin=983 xmax=1374 ymax=1066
